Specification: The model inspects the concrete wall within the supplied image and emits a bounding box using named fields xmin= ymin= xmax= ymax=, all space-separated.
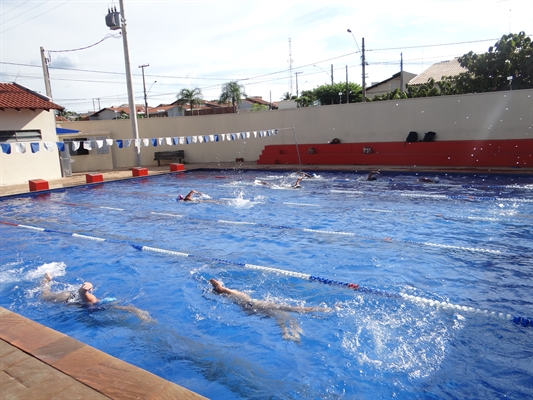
xmin=0 ymin=109 xmax=62 ymax=185
xmin=61 ymin=89 xmax=533 ymax=169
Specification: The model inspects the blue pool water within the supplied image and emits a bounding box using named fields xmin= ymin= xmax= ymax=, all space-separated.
xmin=0 ymin=170 xmax=532 ymax=399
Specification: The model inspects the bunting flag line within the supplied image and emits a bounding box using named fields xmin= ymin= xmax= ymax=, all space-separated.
xmin=1 ymin=128 xmax=285 ymax=156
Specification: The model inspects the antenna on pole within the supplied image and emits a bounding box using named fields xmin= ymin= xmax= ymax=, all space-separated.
xmin=288 ymin=38 xmax=293 ymax=96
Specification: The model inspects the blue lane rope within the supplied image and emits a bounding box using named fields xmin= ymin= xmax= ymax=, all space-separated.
xmin=17 ymin=199 xmax=509 ymax=256
xmin=329 ymin=189 xmax=533 ymax=203
xmin=1 ymin=220 xmax=531 ymax=329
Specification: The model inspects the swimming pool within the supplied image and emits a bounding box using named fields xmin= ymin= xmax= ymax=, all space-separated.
xmin=1 ymin=170 xmax=532 ymax=399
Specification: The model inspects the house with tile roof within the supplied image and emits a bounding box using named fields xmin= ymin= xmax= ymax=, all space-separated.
xmin=0 ymin=82 xmax=64 ymax=185
xmin=408 ymin=58 xmax=467 ymax=87
xmin=89 ymin=104 xmax=146 ymax=120
xmin=239 ymin=96 xmax=278 ymax=112
xmin=366 ymin=71 xmax=417 ymax=97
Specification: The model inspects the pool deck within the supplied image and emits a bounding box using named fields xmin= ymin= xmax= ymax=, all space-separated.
xmin=1 ymin=161 xmax=532 ymax=399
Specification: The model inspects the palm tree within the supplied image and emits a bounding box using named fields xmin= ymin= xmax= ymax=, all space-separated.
xmin=176 ymin=88 xmax=203 ymax=116
xmin=218 ymin=81 xmax=246 ymax=113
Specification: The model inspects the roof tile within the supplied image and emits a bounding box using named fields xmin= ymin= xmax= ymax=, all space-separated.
xmin=0 ymin=83 xmax=63 ymax=111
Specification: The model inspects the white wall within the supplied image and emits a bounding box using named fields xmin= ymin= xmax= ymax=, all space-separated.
xmin=61 ymin=89 xmax=533 ymax=168
xmin=0 ymin=109 xmax=62 ymax=186
xmin=60 ymin=131 xmax=114 ymax=173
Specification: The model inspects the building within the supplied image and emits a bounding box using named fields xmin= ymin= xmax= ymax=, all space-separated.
xmin=366 ymin=71 xmax=417 ymax=97
xmin=89 ymin=104 xmax=146 ymax=120
xmin=408 ymin=58 xmax=467 ymax=87
xmin=0 ymin=82 xmax=64 ymax=185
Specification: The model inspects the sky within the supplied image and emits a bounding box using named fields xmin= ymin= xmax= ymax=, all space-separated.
xmin=1 ymin=0 xmax=532 ymax=113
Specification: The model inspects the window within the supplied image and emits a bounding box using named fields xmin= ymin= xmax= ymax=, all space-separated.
xmin=95 ymin=137 xmax=110 ymax=155
xmin=0 ymin=130 xmax=42 ymax=143
xmin=63 ymin=138 xmax=89 ymax=156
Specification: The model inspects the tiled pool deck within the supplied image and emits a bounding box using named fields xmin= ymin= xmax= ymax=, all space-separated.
xmin=1 ymin=162 xmax=531 ymax=399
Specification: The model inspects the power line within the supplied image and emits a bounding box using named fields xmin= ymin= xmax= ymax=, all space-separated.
xmin=1 ymin=0 xmax=73 ymax=34
xmin=0 ymin=0 xmax=31 ymax=17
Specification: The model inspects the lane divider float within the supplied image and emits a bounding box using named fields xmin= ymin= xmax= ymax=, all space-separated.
xmin=1 ymin=219 xmax=531 ymax=328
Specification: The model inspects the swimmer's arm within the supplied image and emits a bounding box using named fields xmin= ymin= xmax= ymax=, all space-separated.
xmin=113 ymin=305 xmax=155 ymax=323
xmin=78 ymin=282 xmax=98 ymax=304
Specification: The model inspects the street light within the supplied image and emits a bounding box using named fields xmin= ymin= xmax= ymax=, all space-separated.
xmin=347 ymin=29 xmax=366 ymax=102
xmin=313 ymin=64 xmax=333 ymax=85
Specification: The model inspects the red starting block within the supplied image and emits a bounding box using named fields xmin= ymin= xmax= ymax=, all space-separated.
xmin=86 ymin=173 xmax=103 ymax=183
xmin=132 ymin=167 xmax=148 ymax=177
xmin=29 ymin=179 xmax=49 ymax=192
xmin=170 ymin=163 xmax=185 ymax=172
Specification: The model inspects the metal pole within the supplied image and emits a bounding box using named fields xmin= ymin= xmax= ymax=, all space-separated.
xmin=331 ymin=64 xmax=334 ymax=85
xmin=400 ymin=52 xmax=404 ymax=92
xmin=119 ymin=0 xmax=141 ymax=167
xmin=291 ymin=126 xmax=302 ymax=170
xmin=346 ymin=65 xmax=349 ymax=103
xmin=139 ymin=64 xmax=149 ymax=118
xmin=361 ymin=37 xmax=366 ymax=102
xmin=40 ymin=47 xmax=53 ymax=100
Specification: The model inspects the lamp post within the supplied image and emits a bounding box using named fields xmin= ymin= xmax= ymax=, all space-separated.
xmin=313 ymin=64 xmax=333 ymax=85
xmin=347 ymin=29 xmax=366 ymax=102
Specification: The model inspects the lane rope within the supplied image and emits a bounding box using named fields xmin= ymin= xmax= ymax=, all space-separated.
xmin=11 ymin=199 xmax=509 ymax=256
xmin=1 ymin=219 xmax=531 ymax=329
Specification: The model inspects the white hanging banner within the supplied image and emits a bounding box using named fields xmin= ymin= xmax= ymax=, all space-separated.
xmin=198 ymin=136 xmax=204 ymax=143
xmin=253 ymin=131 xmax=258 ymax=138
xmin=106 ymin=139 xmax=114 ymax=146
xmin=134 ymin=139 xmax=141 ymax=148
xmin=209 ymin=135 xmax=215 ymax=142
xmin=143 ymin=139 xmax=150 ymax=147
xmin=158 ymin=138 xmax=164 ymax=146
xmin=71 ymin=141 xmax=80 ymax=151
xmin=124 ymin=139 xmax=132 ymax=148
xmin=15 ymin=142 xmax=27 ymax=153
xmin=179 ymin=137 xmax=185 ymax=145
xmin=246 ymin=132 xmax=251 ymax=139
xmin=166 ymin=137 xmax=172 ymax=146
xmin=192 ymin=136 xmax=198 ymax=143
xmin=96 ymin=140 xmax=104 ymax=149
xmin=44 ymin=142 xmax=54 ymax=152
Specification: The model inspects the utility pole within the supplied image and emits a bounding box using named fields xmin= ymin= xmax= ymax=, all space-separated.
xmin=346 ymin=65 xmax=349 ymax=104
xmin=295 ymin=71 xmax=303 ymax=98
xmin=40 ymin=47 xmax=53 ymax=100
xmin=288 ymin=38 xmax=293 ymax=96
xmin=331 ymin=64 xmax=334 ymax=85
xmin=361 ymin=37 xmax=366 ymax=102
xmin=106 ymin=1 xmax=141 ymax=167
xmin=139 ymin=63 xmax=149 ymax=118
xmin=400 ymin=52 xmax=404 ymax=92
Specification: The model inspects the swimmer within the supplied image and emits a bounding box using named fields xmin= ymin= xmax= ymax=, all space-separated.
xmin=367 ymin=171 xmax=380 ymax=181
xmin=209 ymin=279 xmax=331 ymax=342
xmin=40 ymin=273 xmax=154 ymax=322
xmin=418 ymin=177 xmax=440 ymax=183
xmin=178 ymin=190 xmax=205 ymax=201
xmin=292 ymin=177 xmax=304 ymax=188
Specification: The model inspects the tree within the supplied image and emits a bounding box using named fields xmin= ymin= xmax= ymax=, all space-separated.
xmin=218 ymin=81 xmax=247 ymax=112
xmin=176 ymin=88 xmax=203 ymax=116
xmin=281 ymin=92 xmax=296 ymax=100
xmin=450 ymin=31 xmax=533 ymax=93
xmin=251 ymin=103 xmax=268 ymax=112
xmin=305 ymin=82 xmax=362 ymax=106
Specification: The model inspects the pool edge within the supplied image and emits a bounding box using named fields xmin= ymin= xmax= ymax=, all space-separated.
xmin=0 ymin=306 xmax=208 ymax=399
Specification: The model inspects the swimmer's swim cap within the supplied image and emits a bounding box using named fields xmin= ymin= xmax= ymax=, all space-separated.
xmin=178 ymin=195 xmax=184 ymax=200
